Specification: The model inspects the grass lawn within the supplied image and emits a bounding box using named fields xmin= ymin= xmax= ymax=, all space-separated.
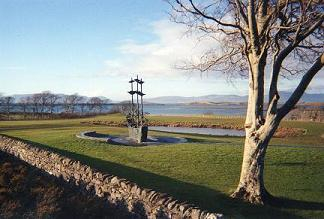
xmin=0 ymin=114 xmax=324 ymax=218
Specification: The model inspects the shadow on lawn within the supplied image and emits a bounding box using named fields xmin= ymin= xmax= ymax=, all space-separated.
xmin=269 ymin=161 xmax=307 ymax=167
xmin=8 ymin=136 xmax=324 ymax=219
xmin=269 ymin=196 xmax=324 ymax=210
xmin=0 ymin=123 xmax=80 ymax=132
xmin=153 ymin=130 xmax=242 ymax=143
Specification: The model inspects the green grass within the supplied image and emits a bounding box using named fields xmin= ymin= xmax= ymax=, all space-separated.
xmin=0 ymin=114 xmax=324 ymax=218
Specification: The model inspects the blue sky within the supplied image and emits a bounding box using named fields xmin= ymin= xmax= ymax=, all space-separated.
xmin=0 ymin=0 xmax=323 ymax=101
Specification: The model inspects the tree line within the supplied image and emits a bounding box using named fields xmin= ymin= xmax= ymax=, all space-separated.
xmin=0 ymin=91 xmax=110 ymax=120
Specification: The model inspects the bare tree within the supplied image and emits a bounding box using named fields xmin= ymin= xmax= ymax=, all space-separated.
xmin=31 ymin=93 xmax=42 ymax=115
xmin=77 ymin=96 xmax=86 ymax=114
xmin=48 ymin=93 xmax=60 ymax=115
xmin=0 ymin=94 xmax=4 ymax=117
xmin=26 ymin=96 xmax=33 ymax=115
xmin=87 ymin=98 xmax=95 ymax=112
xmin=168 ymin=0 xmax=323 ymax=204
xmin=38 ymin=91 xmax=52 ymax=114
xmin=87 ymin=97 xmax=106 ymax=113
xmin=3 ymin=96 xmax=15 ymax=120
xmin=102 ymin=97 xmax=111 ymax=112
xmin=63 ymin=94 xmax=82 ymax=114
xmin=18 ymin=97 xmax=30 ymax=119
xmin=111 ymin=101 xmax=134 ymax=115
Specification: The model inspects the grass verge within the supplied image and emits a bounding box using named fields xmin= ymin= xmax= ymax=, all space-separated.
xmin=0 ymin=113 xmax=323 ymax=218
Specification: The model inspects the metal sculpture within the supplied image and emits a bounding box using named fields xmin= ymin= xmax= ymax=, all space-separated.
xmin=127 ymin=75 xmax=148 ymax=143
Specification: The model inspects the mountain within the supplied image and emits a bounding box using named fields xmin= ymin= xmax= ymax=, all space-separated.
xmin=145 ymin=95 xmax=247 ymax=104
xmin=278 ymin=92 xmax=324 ymax=103
xmin=146 ymin=92 xmax=324 ymax=104
xmin=6 ymin=91 xmax=324 ymax=104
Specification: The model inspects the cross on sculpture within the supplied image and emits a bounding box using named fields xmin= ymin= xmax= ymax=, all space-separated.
xmin=128 ymin=75 xmax=146 ymax=127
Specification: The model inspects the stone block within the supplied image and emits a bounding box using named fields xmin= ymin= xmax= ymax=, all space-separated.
xmin=128 ymin=126 xmax=148 ymax=143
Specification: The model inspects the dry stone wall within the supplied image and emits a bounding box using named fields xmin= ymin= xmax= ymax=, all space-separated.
xmin=0 ymin=135 xmax=222 ymax=219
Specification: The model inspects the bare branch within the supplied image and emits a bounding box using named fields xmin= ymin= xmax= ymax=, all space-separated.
xmin=234 ymin=0 xmax=248 ymax=25
xmin=279 ymin=53 xmax=324 ymax=118
xmin=187 ymin=0 xmax=242 ymax=29
xmin=269 ymin=13 xmax=324 ymax=102
xmin=247 ymin=0 xmax=260 ymax=54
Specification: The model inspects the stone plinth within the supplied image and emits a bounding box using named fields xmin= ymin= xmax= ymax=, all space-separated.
xmin=128 ymin=126 xmax=148 ymax=143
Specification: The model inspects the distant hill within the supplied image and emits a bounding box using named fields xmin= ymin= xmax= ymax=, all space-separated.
xmin=146 ymin=94 xmax=245 ymax=104
xmin=146 ymin=91 xmax=324 ymax=104
xmin=6 ymin=91 xmax=324 ymax=104
xmin=186 ymin=101 xmax=245 ymax=106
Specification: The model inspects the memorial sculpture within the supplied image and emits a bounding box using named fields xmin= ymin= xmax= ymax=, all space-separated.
xmin=76 ymin=76 xmax=186 ymax=145
xmin=127 ymin=76 xmax=148 ymax=143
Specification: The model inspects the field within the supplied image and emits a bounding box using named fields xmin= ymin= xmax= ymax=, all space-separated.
xmin=0 ymin=113 xmax=324 ymax=218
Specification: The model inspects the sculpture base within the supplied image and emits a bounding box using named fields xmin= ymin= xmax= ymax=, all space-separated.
xmin=128 ymin=126 xmax=148 ymax=143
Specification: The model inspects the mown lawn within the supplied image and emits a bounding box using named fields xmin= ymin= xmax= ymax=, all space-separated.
xmin=0 ymin=114 xmax=323 ymax=218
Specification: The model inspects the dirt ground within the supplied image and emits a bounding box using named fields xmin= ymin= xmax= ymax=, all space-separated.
xmin=0 ymin=152 xmax=131 ymax=219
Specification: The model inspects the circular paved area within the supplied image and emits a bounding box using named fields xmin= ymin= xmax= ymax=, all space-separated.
xmin=76 ymin=131 xmax=187 ymax=146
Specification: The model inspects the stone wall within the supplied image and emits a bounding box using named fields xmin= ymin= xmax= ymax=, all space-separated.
xmin=0 ymin=135 xmax=222 ymax=219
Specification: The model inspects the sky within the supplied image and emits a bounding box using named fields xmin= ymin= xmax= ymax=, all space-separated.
xmin=0 ymin=0 xmax=323 ymax=101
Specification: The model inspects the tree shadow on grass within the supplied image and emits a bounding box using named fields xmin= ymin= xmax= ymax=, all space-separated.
xmin=0 ymin=123 xmax=81 ymax=132
xmin=152 ymin=130 xmax=241 ymax=143
xmin=269 ymin=161 xmax=307 ymax=167
xmin=184 ymin=137 xmax=233 ymax=144
xmin=269 ymin=196 xmax=324 ymax=210
xmin=6 ymin=135 xmax=324 ymax=219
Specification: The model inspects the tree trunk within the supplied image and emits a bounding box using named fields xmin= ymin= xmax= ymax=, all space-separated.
xmin=231 ymin=115 xmax=280 ymax=204
xmin=23 ymin=105 xmax=26 ymax=119
xmin=6 ymin=104 xmax=10 ymax=120
xmin=231 ymin=136 xmax=269 ymax=204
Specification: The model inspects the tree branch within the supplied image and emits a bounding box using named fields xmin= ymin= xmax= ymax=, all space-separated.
xmin=269 ymin=14 xmax=324 ymax=103
xmin=278 ymin=53 xmax=324 ymax=118
xmin=187 ymin=0 xmax=242 ymax=29
xmin=247 ymin=0 xmax=260 ymax=55
xmin=234 ymin=0 xmax=248 ymax=25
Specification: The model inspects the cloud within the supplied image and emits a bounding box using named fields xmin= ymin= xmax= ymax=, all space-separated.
xmin=101 ymin=19 xmax=219 ymax=79
xmin=98 ymin=18 xmax=323 ymax=98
